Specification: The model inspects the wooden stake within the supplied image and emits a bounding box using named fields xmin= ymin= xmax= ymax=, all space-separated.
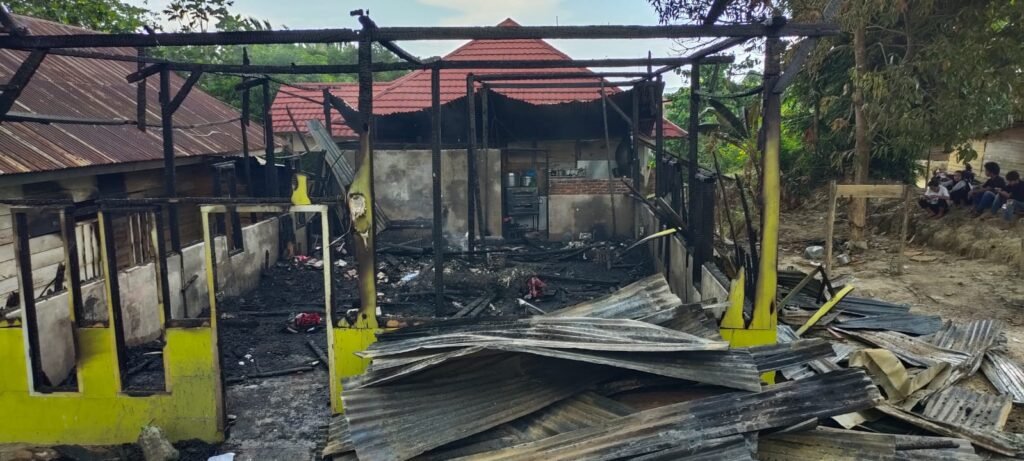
xmin=824 ymin=180 xmax=838 ymax=273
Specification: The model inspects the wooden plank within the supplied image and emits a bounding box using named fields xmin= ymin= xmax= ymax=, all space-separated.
xmin=897 ymin=187 xmax=910 ymax=275
xmin=824 ymin=181 xmax=837 ymax=273
xmin=0 ymin=246 xmax=64 ymax=279
xmin=835 ymin=184 xmax=906 ymax=199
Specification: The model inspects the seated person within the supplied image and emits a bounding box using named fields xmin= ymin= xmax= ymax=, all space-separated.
xmin=918 ymin=178 xmax=950 ymax=218
xmin=996 ymin=171 xmax=1024 ymax=223
xmin=971 ymin=161 xmax=1006 ymax=216
xmin=962 ymin=162 xmax=976 ymax=183
xmin=948 ymin=170 xmax=972 ymax=206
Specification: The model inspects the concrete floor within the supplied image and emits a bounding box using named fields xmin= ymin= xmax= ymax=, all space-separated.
xmin=222 ymin=369 xmax=332 ymax=461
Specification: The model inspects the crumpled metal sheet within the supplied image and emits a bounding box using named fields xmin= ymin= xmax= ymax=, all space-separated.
xmin=837 ymin=329 xmax=971 ymax=369
xmin=789 ymin=294 xmax=911 ymax=317
xmin=449 ymin=369 xmax=881 ymax=461
xmin=631 ymin=433 xmax=757 ymax=461
xmin=981 ymin=350 xmax=1024 ymax=404
xmin=545 ymin=274 xmax=682 ymax=319
xmin=875 ymin=403 xmax=1024 ymax=458
xmin=637 ymin=302 xmax=725 ymax=340
xmin=418 ymin=392 xmax=633 ymax=461
xmin=760 ymin=427 xmax=982 ymax=461
xmin=361 ymin=317 xmax=728 ymax=358
xmin=748 ymin=339 xmax=835 ymax=374
xmin=929 ymin=320 xmax=1004 ymax=375
xmin=921 ymin=385 xmax=1013 ymax=432
xmin=837 ymin=313 xmax=944 ymax=336
xmin=343 ymin=355 xmax=610 ymax=461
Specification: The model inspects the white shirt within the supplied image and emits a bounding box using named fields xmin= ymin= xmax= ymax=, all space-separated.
xmin=924 ymin=185 xmax=950 ymax=203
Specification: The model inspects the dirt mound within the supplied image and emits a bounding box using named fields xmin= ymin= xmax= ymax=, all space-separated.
xmin=875 ymin=204 xmax=1023 ymax=266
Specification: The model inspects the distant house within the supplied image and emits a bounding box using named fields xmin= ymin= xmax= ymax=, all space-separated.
xmin=271 ymin=18 xmax=684 ymax=242
xmin=0 ymin=15 xmax=279 ymax=386
xmin=927 ymin=123 xmax=1024 ymax=177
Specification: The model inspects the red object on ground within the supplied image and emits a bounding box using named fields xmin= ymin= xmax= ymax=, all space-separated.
xmin=292 ymin=312 xmax=323 ymax=329
xmin=527 ymin=276 xmax=546 ymax=299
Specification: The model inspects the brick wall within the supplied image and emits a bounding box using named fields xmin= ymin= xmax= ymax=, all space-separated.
xmin=549 ymin=178 xmax=633 ymax=195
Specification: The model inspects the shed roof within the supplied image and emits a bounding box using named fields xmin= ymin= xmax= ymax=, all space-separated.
xmin=0 ymin=15 xmax=265 ymax=176
xmin=270 ymin=18 xmax=684 ymax=139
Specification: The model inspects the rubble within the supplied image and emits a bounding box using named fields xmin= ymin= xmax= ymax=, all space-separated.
xmin=138 ymin=425 xmax=179 ymax=461
xmin=318 ymin=267 xmax=1024 ymax=460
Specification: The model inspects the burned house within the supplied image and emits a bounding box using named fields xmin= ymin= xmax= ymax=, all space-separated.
xmin=271 ymin=19 xmax=685 ymax=244
xmin=0 ymin=15 xmax=284 ymax=389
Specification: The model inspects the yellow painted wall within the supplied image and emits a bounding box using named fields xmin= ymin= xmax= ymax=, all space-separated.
xmin=0 ymin=326 xmax=222 ymax=444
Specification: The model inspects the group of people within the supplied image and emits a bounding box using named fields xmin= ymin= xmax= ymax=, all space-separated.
xmin=919 ymin=161 xmax=1024 ymax=225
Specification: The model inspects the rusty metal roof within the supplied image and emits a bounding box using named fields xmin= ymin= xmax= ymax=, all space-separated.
xmin=0 ymin=15 xmax=265 ymax=176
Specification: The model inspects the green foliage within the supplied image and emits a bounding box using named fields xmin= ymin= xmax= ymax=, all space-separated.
xmin=6 ymin=0 xmax=156 ymax=32
xmin=653 ymin=1 xmax=1024 ymax=198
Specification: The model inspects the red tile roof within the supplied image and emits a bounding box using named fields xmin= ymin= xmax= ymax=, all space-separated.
xmin=0 ymin=15 xmax=265 ymax=176
xmin=270 ymin=18 xmax=685 ymax=139
xmin=271 ymin=82 xmax=360 ymax=138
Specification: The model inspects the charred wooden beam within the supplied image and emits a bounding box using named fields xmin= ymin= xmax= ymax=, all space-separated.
xmin=0 ymin=49 xmax=45 ymax=117
xmin=136 ymin=48 xmax=146 ymax=131
xmin=166 ymin=71 xmax=202 ymax=114
xmin=126 ymin=56 xmax=733 ymax=82
xmin=483 ymin=81 xmax=639 ymax=89
xmin=601 ymin=93 xmax=632 ymax=127
xmin=687 ymin=64 xmax=700 ymax=226
xmin=0 ymin=5 xmax=27 ymax=36
xmin=0 ymin=23 xmax=839 ymax=50
xmin=703 ymin=0 xmax=734 ymax=25
xmin=240 ymin=48 xmax=252 ymax=195
xmin=473 ymin=72 xmax=652 ymax=81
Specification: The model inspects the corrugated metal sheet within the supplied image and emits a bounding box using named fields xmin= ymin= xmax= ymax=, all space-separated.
xmin=759 ymin=427 xmax=982 ymax=461
xmin=638 ymin=302 xmax=724 ymax=340
xmin=342 ymin=355 xmax=609 ymax=461
xmin=546 ymin=274 xmax=683 ymax=320
xmin=322 ymin=414 xmax=355 ymax=460
xmin=418 ymin=392 xmax=633 ymax=460
xmin=790 ymin=294 xmax=911 ymax=317
xmin=0 ymin=15 xmax=265 ymax=176
xmin=631 ymin=434 xmax=757 ymax=461
xmin=361 ymin=316 xmax=727 ymax=358
xmin=930 ymin=320 xmax=1004 ymax=375
xmin=981 ymin=350 xmax=1024 ymax=404
xmin=837 ymin=329 xmax=971 ymax=369
xmin=308 ymin=119 xmax=390 ymax=233
xmin=749 ymin=339 xmax=835 ymax=374
xmin=837 ymin=314 xmax=943 ymax=336
xmin=450 ymin=369 xmax=881 ymax=461
xmin=875 ymin=403 xmax=1024 ymax=457
xmin=921 ymin=385 xmax=1012 ymax=431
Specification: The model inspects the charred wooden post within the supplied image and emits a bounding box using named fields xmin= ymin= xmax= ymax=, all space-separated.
xmin=480 ymin=86 xmax=490 ymax=234
xmin=60 ymin=207 xmax=84 ymax=322
xmin=600 ymin=81 xmax=618 ymax=236
xmin=136 ymin=47 xmax=146 ymax=131
xmin=466 ymin=74 xmax=477 ymax=252
xmin=240 ymin=48 xmax=252 ymax=195
xmin=262 ymin=79 xmax=278 ymax=196
xmin=12 ymin=211 xmax=45 ymax=388
xmin=687 ymin=63 xmax=701 ymax=234
xmin=631 ymin=88 xmax=640 ymax=189
xmin=655 ymin=77 xmax=665 ymax=199
xmin=352 ymin=19 xmax=378 ymax=324
xmin=158 ymin=66 xmax=180 ymax=251
xmin=432 ymin=66 xmax=445 ymax=311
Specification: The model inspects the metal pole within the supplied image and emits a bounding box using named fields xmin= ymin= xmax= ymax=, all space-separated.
xmin=158 ymin=66 xmax=181 ymax=251
xmin=466 ymin=75 xmax=477 ymax=252
xmin=432 ymin=66 xmax=445 ymax=311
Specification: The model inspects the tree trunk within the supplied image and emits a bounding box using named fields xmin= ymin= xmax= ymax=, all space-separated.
xmin=850 ymin=20 xmax=870 ymax=246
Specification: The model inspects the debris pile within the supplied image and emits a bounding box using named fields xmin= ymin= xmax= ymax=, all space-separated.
xmin=320 ymin=271 xmax=1024 ymax=460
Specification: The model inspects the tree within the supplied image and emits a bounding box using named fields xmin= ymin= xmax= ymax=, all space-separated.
xmin=6 ymin=0 xmax=155 ymax=33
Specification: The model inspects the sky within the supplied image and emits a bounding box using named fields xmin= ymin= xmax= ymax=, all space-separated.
xmin=124 ymin=0 xmax=706 ymax=91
